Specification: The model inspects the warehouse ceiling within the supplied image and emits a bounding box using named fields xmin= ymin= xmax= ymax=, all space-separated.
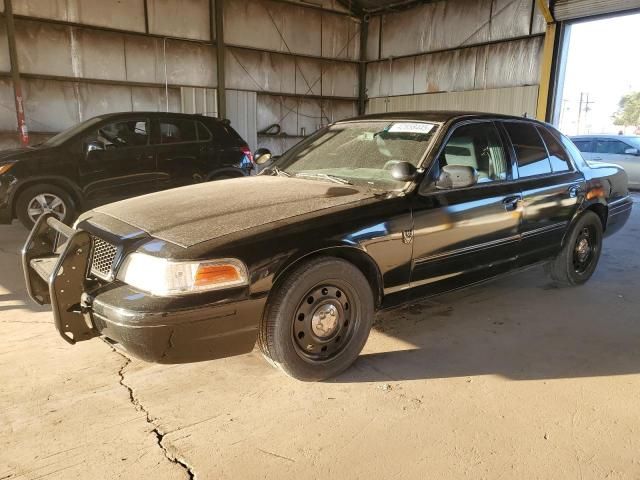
xmin=335 ymin=0 xmax=424 ymax=15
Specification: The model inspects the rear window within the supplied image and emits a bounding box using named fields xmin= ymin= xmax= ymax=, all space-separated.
xmin=159 ymin=119 xmax=197 ymax=144
xmin=503 ymin=122 xmax=552 ymax=177
xmin=538 ymin=127 xmax=571 ymax=172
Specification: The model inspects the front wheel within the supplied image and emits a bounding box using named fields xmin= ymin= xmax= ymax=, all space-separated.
xmin=259 ymin=257 xmax=374 ymax=381
xmin=15 ymin=184 xmax=76 ymax=229
xmin=545 ymin=210 xmax=603 ymax=286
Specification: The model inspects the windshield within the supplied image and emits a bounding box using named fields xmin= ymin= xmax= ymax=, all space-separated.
xmin=40 ymin=117 xmax=104 ymax=147
xmin=627 ymin=137 xmax=640 ymax=150
xmin=274 ymin=120 xmax=439 ymax=191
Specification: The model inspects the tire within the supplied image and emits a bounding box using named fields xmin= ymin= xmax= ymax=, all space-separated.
xmin=15 ymin=184 xmax=76 ymax=229
xmin=258 ymin=257 xmax=375 ymax=381
xmin=545 ymin=210 xmax=603 ymax=287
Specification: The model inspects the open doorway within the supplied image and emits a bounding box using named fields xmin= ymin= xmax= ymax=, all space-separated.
xmin=553 ymin=12 xmax=640 ymax=136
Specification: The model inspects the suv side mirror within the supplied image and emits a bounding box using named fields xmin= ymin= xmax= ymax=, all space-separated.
xmin=254 ymin=148 xmax=273 ymax=166
xmin=390 ymin=161 xmax=417 ymax=182
xmin=86 ymin=141 xmax=105 ymax=161
xmin=436 ymin=165 xmax=478 ymax=190
xmin=624 ymin=147 xmax=639 ymax=156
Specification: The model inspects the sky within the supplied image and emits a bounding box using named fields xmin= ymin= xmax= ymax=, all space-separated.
xmin=556 ymin=12 xmax=640 ymax=136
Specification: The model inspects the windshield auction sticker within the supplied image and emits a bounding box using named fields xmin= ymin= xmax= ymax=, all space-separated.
xmin=388 ymin=123 xmax=435 ymax=134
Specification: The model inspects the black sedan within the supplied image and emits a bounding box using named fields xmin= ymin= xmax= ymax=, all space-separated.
xmin=23 ymin=112 xmax=633 ymax=381
xmin=0 ymin=112 xmax=254 ymax=228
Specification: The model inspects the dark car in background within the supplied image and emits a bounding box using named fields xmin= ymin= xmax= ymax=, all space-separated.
xmin=0 ymin=112 xmax=254 ymax=228
xmin=23 ymin=112 xmax=632 ymax=381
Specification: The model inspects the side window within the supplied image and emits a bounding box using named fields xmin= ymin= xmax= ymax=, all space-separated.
xmin=503 ymin=122 xmax=552 ymax=177
xmin=89 ymin=119 xmax=149 ymax=149
xmin=572 ymin=140 xmax=592 ymax=152
xmin=596 ymin=139 xmax=630 ymax=155
xmin=159 ymin=119 xmax=197 ymax=144
xmin=197 ymin=121 xmax=213 ymax=141
xmin=537 ymin=127 xmax=571 ymax=172
xmin=439 ymin=122 xmax=509 ymax=183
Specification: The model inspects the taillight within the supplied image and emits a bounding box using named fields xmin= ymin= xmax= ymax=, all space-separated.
xmin=242 ymin=146 xmax=254 ymax=165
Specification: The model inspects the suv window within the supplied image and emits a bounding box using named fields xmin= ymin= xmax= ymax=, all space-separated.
xmin=159 ymin=118 xmax=197 ymax=144
xmin=503 ymin=122 xmax=552 ymax=177
xmin=573 ymin=140 xmax=593 ymax=152
xmin=439 ymin=122 xmax=509 ymax=183
xmin=90 ymin=119 xmax=149 ymax=149
xmin=197 ymin=121 xmax=213 ymax=141
xmin=538 ymin=127 xmax=571 ymax=172
xmin=595 ymin=139 xmax=630 ymax=155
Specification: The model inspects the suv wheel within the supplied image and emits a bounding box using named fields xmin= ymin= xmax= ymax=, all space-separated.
xmin=545 ymin=210 xmax=603 ymax=286
xmin=15 ymin=184 xmax=75 ymax=229
xmin=259 ymin=257 xmax=374 ymax=381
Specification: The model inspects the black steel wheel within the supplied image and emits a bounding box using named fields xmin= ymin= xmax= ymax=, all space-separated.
xmin=259 ymin=257 xmax=374 ymax=381
xmin=546 ymin=210 xmax=603 ymax=286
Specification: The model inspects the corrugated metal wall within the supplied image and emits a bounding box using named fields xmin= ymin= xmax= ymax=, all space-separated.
xmin=0 ymin=0 xmax=358 ymax=152
xmin=554 ymin=0 xmax=640 ymax=20
xmin=365 ymin=0 xmax=546 ymax=117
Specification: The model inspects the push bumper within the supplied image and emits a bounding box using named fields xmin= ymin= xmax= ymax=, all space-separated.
xmin=22 ymin=214 xmax=265 ymax=363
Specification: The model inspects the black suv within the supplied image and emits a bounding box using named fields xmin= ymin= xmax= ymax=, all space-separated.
xmin=0 ymin=112 xmax=254 ymax=228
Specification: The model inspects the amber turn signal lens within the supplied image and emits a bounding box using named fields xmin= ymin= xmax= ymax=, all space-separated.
xmin=194 ymin=264 xmax=242 ymax=286
xmin=586 ymin=187 xmax=605 ymax=200
xmin=0 ymin=163 xmax=16 ymax=175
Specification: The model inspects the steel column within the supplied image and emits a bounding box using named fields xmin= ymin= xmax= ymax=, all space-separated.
xmin=535 ymin=0 xmax=556 ymax=121
xmin=358 ymin=16 xmax=369 ymax=115
xmin=214 ymin=0 xmax=226 ymax=119
xmin=4 ymin=0 xmax=29 ymax=146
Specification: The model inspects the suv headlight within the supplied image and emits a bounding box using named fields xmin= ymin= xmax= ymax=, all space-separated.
xmin=117 ymin=253 xmax=249 ymax=296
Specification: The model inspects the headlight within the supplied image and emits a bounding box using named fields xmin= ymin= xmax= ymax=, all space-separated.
xmin=117 ymin=253 xmax=249 ymax=296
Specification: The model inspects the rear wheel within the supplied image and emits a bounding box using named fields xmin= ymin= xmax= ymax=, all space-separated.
xmin=15 ymin=184 xmax=75 ymax=229
xmin=259 ymin=257 xmax=374 ymax=381
xmin=545 ymin=210 xmax=603 ymax=286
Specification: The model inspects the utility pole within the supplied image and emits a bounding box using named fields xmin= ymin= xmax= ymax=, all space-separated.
xmin=576 ymin=92 xmax=584 ymax=134
xmin=4 ymin=0 xmax=29 ymax=146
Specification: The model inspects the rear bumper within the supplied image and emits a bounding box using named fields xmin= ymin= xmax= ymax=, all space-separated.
xmin=605 ymin=195 xmax=633 ymax=237
xmin=22 ymin=214 xmax=265 ymax=363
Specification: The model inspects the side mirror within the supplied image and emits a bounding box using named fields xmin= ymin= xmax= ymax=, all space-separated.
xmin=624 ymin=147 xmax=639 ymax=156
xmin=86 ymin=141 xmax=105 ymax=161
xmin=254 ymin=148 xmax=273 ymax=166
xmin=390 ymin=161 xmax=417 ymax=182
xmin=436 ymin=165 xmax=478 ymax=190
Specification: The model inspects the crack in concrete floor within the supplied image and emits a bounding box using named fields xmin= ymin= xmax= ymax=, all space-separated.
xmin=105 ymin=341 xmax=197 ymax=480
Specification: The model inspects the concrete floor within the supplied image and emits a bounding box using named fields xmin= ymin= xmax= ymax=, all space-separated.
xmin=1 ymin=196 xmax=639 ymax=480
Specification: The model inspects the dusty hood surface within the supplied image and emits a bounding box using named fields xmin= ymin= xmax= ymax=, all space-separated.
xmin=93 ymin=176 xmax=376 ymax=248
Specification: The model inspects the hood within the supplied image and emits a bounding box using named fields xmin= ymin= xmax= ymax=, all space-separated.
xmin=0 ymin=146 xmax=47 ymax=163
xmin=92 ymin=176 xmax=377 ymax=248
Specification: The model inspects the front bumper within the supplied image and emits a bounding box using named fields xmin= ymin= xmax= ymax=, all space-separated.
xmin=22 ymin=214 xmax=265 ymax=363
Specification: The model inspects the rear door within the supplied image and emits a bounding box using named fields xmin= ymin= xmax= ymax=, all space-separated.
xmin=410 ymin=120 xmax=523 ymax=297
xmin=501 ymin=121 xmax=584 ymax=266
xmin=155 ymin=117 xmax=206 ymax=189
xmin=79 ymin=117 xmax=157 ymax=207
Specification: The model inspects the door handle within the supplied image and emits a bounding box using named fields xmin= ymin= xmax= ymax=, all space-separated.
xmin=568 ymin=185 xmax=582 ymax=198
xmin=502 ymin=195 xmax=522 ymax=212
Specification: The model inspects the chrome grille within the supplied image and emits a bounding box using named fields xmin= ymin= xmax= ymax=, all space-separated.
xmin=90 ymin=237 xmax=118 ymax=281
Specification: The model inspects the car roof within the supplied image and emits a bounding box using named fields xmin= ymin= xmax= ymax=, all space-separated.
xmin=571 ymin=134 xmax=640 ymax=140
xmin=91 ymin=111 xmax=221 ymax=122
xmin=337 ymin=110 xmax=540 ymax=125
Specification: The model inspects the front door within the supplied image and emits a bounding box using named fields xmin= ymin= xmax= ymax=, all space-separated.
xmin=501 ymin=122 xmax=584 ymax=266
xmin=410 ymin=120 xmax=523 ymax=298
xmin=79 ymin=117 xmax=157 ymax=208
xmin=593 ymin=138 xmax=640 ymax=189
